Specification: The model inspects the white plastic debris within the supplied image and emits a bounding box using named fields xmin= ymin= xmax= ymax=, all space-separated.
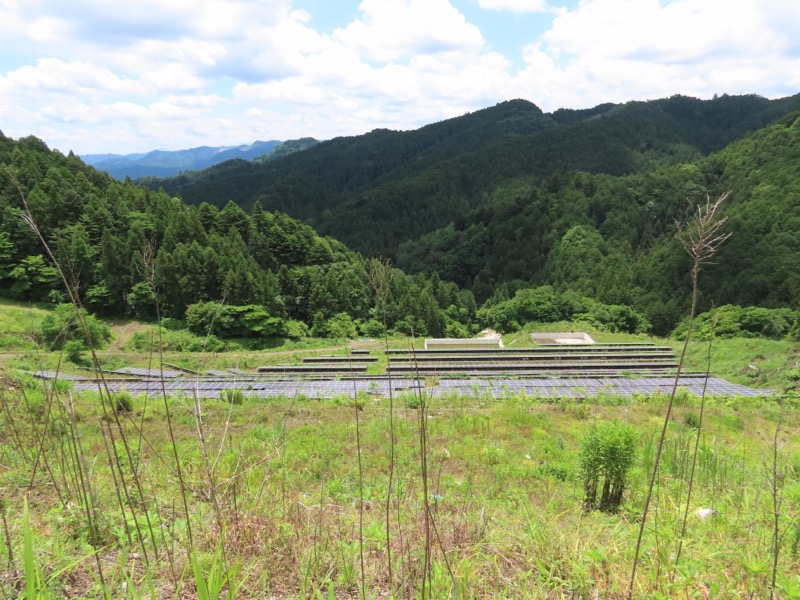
xmin=696 ymin=507 xmax=717 ymax=519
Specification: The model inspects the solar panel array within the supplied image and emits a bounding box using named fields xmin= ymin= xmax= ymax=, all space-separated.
xmin=430 ymin=377 xmax=769 ymax=398
xmin=72 ymin=378 xmax=426 ymax=399
xmin=385 ymin=343 xmax=682 ymax=376
xmin=69 ymin=374 xmax=770 ymax=399
xmin=39 ymin=344 xmax=771 ymax=400
xmin=32 ymin=370 xmax=93 ymax=381
xmin=110 ymin=367 xmax=183 ymax=378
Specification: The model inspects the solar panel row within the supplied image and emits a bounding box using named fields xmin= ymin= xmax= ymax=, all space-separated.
xmin=110 ymin=368 xmax=183 ymax=378
xmin=70 ymin=376 xmax=770 ymax=399
xmin=32 ymin=371 xmax=93 ymax=381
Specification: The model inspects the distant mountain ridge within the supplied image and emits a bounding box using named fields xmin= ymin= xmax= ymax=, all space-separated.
xmin=81 ymin=138 xmax=320 ymax=180
xmin=146 ymin=93 xmax=800 ymax=257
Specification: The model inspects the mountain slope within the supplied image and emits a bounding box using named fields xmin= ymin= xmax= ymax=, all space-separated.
xmin=0 ymin=132 xmax=480 ymax=338
xmin=2 ymin=97 xmax=800 ymax=336
xmin=392 ymin=111 xmax=800 ymax=332
xmin=148 ymin=94 xmax=800 ymax=257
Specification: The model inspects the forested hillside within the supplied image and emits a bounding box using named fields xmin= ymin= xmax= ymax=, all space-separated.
xmin=397 ymin=113 xmax=800 ymax=332
xmin=149 ymin=94 xmax=800 ymax=257
xmin=140 ymin=93 xmax=800 ymax=334
xmin=0 ymin=134 xmax=479 ymax=340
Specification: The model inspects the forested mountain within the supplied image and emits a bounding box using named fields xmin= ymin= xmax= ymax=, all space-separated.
xmin=252 ymin=138 xmax=320 ymax=163
xmin=397 ymin=112 xmax=800 ymax=332
xmin=82 ymin=140 xmax=284 ymax=180
xmin=148 ymin=94 xmax=800 ymax=258
xmin=0 ymin=134 xmax=478 ymax=340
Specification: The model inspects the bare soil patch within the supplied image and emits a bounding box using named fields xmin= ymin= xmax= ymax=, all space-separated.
xmin=107 ymin=320 xmax=153 ymax=351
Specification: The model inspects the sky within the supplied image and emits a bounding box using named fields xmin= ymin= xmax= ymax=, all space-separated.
xmin=1 ymin=0 xmax=799 ymax=156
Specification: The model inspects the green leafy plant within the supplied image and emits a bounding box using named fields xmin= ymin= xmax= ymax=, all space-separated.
xmin=112 ymin=391 xmax=134 ymax=414
xmin=220 ymin=388 xmax=245 ymax=406
xmin=23 ymin=500 xmax=47 ymax=600
xmin=189 ymin=544 xmax=240 ymax=600
xmin=580 ymin=421 xmax=637 ymax=512
xmin=40 ymin=303 xmax=112 ymax=351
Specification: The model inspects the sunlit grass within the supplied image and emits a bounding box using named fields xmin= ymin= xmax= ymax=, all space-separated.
xmin=2 ymin=380 xmax=798 ymax=598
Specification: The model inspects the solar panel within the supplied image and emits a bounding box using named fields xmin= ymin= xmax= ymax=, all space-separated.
xmin=69 ymin=371 xmax=772 ymax=400
xmin=111 ymin=367 xmax=183 ymax=378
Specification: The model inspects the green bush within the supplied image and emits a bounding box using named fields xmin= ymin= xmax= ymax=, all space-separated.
xmin=40 ymin=303 xmax=112 ymax=351
xmin=444 ymin=317 xmax=470 ymax=338
xmin=64 ymin=340 xmax=87 ymax=365
xmin=684 ymin=411 xmax=700 ymax=429
xmin=185 ymin=302 xmax=287 ymax=338
xmin=672 ymin=304 xmax=798 ymax=340
xmin=480 ymin=286 xmax=651 ymax=334
xmin=360 ymin=319 xmax=386 ymax=339
xmin=112 ymin=392 xmax=133 ymax=413
xmin=580 ymin=421 xmax=637 ymax=512
xmin=403 ymin=393 xmax=423 ymax=409
xmin=319 ymin=312 xmax=358 ymax=339
xmin=285 ymin=319 xmax=310 ymax=339
xmin=576 ymin=303 xmax=651 ymax=334
xmin=127 ymin=329 xmax=226 ymax=353
xmin=161 ymin=318 xmax=187 ymax=331
xmin=220 ymin=389 xmax=245 ymax=406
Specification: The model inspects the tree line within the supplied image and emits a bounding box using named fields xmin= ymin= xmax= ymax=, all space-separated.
xmin=0 ymin=134 xmax=485 ymax=341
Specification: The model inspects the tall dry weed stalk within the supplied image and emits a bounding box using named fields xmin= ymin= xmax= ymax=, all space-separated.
xmin=137 ymin=241 xmax=195 ymax=554
xmin=347 ymin=355 xmax=367 ymax=600
xmin=408 ymin=332 xmax=433 ymax=598
xmin=766 ymin=398 xmax=791 ymax=598
xmin=673 ymin=311 xmax=717 ymax=570
xmin=628 ymin=192 xmax=731 ymax=598
xmin=367 ymin=258 xmax=396 ymax=591
xmin=407 ymin=332 xmax=455 ymax=598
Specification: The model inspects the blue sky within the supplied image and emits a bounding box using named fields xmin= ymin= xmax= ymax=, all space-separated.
xmin=1 ymin=0 xmax=798 ymax=155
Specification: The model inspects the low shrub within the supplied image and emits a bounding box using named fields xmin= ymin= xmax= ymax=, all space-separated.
xmin=220 ymin=389 xmax=245 ymax=406
xmin=41 ymin=304 xmax=112 ymax=351
xmin=112 ymin=391 xmax=133 ymax=413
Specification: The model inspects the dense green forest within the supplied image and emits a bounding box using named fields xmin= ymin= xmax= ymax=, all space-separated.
xmin=397 ymin=112 xmax=800 ymax=332
xmin=0 ymin=134 xmax=483 ymax=341
xmin=2 ymin=92 xmax=800 ymax=340
xmin=144 ymin=94 xmax=800 ymax=334
xmin=149 ymin=94 xmax=800 ymax=257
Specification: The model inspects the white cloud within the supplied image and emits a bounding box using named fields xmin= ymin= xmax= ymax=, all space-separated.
xmin=333 ymin=0 xmax=484 ymax=62
xmin=1 ymin=0 xmax=799 ymax=153
xmin=142 ymin=64 xmax=207 ymax=92
xmin=543 ymin=0 xmax=770 ymax=61
xmin=477 ymin=0 xmax=548 ymax=13
xmin=520 ymin=0 xmax=800 ymax=110
xmin=0 ymin=58 xmax=142 ymax=97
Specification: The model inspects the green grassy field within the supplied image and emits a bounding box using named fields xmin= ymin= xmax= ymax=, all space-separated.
xmin=1 ymin=302 xmax=799 ymax=598
xmin=1 ymin=381 xmax=799 ymax=598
